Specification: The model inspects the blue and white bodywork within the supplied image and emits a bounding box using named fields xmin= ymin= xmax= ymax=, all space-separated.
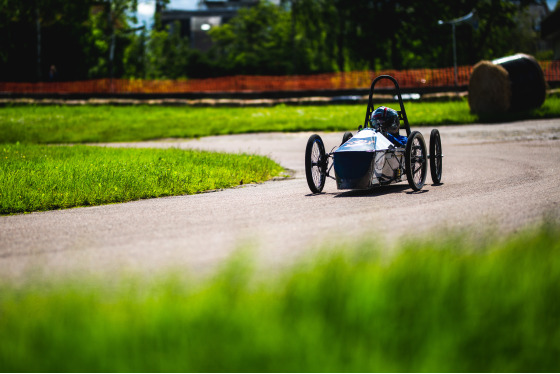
xmin=304 ymin=75 xmax=442 ymax=194
xmin=334 ymin=128 xmax=407 ymax=189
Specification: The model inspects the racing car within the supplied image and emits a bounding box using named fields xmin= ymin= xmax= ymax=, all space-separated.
xmin=304 ymin=75 xmax=443 ymax=193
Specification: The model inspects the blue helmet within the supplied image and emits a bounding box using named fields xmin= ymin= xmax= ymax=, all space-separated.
xmin=371 ymin=106 xmax=400 ymax=135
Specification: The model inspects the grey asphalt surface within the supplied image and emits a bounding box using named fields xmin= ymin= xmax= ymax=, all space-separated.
xmin=1 ymin=119 xmax=559 ymax=281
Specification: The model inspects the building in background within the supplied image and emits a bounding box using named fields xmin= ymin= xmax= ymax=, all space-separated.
xmin=160 ymin=0 xmax=259 ymax=52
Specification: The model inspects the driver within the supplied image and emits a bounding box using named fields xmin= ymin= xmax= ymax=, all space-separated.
xmin=371 ymin=106 xmax=400 ymax=135
xmin=371 ymin=106 xmax=407 ymax=145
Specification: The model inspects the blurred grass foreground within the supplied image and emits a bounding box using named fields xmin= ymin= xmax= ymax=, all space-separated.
xmin=1 ymin=221 xmax=559 ymax=372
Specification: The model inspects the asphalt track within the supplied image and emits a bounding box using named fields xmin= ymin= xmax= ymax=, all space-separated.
xmin=1 ymin=119 xmax=559 ymax=281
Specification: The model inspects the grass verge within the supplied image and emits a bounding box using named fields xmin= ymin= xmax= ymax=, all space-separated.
xmin=0 ymin=143 xmax=284 ymax=214
xmin=1 ymin=222 xmax=559 ymax=372
xmin=1 ymin=96 xmax=559 ymax=143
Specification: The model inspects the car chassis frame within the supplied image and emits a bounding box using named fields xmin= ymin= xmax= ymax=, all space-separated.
xmin=305 ymin=75 xmax=443 ymax=194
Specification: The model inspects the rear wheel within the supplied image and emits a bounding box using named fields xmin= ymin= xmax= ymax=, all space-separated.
xmin=429 ymin=129 xmax=443 ymax=184
xmin=305 ymin=134 xmax=327 ymax=193
xmin=341 ymin=131 xmax=353 ymax=145
xmin=405 ymin=131 xmax=428 ymax=191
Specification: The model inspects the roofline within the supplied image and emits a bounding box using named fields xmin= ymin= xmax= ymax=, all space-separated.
xmin=161 ymin=9 xmax=239 ymax=20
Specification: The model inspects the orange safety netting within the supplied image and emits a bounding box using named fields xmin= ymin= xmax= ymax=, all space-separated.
xmin=1 ymin=61 xmax=559 ymax=94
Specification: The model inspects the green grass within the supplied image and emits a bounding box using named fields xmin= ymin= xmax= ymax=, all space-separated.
xmin=0 ymin=143 xmax=284 ymax=215
xmin=2 ymin=96 xmax=560 ymax=143
xmin=1 ymin=222 xmax=559 ymax=372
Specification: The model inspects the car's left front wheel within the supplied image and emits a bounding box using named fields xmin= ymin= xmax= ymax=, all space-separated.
xmin=429 ymin=129 xmax=443 ymax=184
xmin=405 ymin=131 xmax=428 ymax=191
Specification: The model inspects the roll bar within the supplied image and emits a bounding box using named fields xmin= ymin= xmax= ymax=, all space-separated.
xmin=363 ymin=75 xmax=411 ymax=136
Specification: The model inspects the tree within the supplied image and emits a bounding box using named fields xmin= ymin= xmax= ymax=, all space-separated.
xmin=85 ymin=0 xmax=140 ymax=79
xmin=144 ymin=21 xmax=191 ymax=79
xmin=0 ymin=0 xmax=544 ymax=81
xmin=0 ymin=0 xmax=94 ymax=81
xmin=0 ymin=0 xmax=139 ymax=81
xmin=123 ymin=26 xmax=147 ymax=78
xmin=209 ymin=1 xmax=292 ymax=75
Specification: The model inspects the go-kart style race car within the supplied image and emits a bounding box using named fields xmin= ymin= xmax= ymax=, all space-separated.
xmin=305 ymin=75 xmax=443 ymax=193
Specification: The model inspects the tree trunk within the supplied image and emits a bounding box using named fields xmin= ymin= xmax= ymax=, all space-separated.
xmin=36 ymin=6 xmax=42 ymax=81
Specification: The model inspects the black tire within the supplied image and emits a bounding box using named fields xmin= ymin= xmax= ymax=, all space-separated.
xmin=305 ymin=134 xmax=327 ymax=193
xmin=405 ymin=131 xmax=428 ymax=191
xmin=429 ymin=129 xmax=443 ymax=184
xmin=341 ymin=131 xmax=353 ymax=145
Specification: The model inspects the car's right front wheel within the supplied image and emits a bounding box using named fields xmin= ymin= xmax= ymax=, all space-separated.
xmin=305 ymin=134 xmax=327 ymax=193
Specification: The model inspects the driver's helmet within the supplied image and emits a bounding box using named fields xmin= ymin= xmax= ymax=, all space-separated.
xmin=371 ymin=106 xmax=400 ymax=135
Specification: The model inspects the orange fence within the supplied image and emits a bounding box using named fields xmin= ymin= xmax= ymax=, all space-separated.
xmin=1 ymin=61 xmax=559 ymax=95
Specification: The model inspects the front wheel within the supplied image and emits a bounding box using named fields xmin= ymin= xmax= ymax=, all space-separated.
xmin=305 ymin=134 xmax=327 ymax=193
xmin=429 ymin=129 xmax=443 ymax=184
xmin=405 ymin=131 xmax=428 ymax=191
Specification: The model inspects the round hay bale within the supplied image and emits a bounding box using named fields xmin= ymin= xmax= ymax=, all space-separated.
xmin=468 ymin=53 xmax=546 ymax=114
xmin=468 ymin=60 xmax=511 ymax=114
xmin=493 ymin=53 xmax=546 ymax=112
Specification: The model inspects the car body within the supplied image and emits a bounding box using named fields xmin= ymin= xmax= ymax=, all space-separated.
xmin=304 ymin=75 xmax=442 ymax=194
xmin=333 ymin=127 xmax=406 ymax=189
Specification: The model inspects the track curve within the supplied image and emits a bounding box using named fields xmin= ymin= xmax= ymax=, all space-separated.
xmin=1 ymin=119 xmax=559 ymax=281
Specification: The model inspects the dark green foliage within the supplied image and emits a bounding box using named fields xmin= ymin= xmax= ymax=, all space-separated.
xmin=0 ymin=0 xmax=140 ymax=81
xmin=1 ymin=222 xmax=559 ymax=371
xmin=0 ymin=0 xmax=551 ymax=80
xmin=144 ymin=21 xmax=191 ymax=79
xmin=209 ymin=1 xmax=292 ymax=75
xmin=210 ymin=0 xmax=547 ymax=74
xmin=0 ymin=0 xmax=95 ymax=81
